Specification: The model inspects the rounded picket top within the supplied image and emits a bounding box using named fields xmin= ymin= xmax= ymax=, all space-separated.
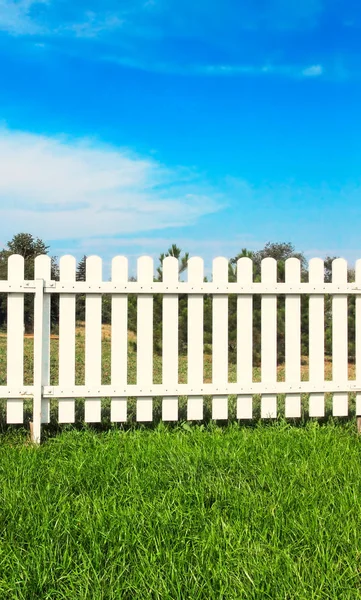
xmin=7 ymin=254 xmax=24 ymax=279
xmin=187 ymin=256 xmax=204 ymax=282
xmin=212 ymin=257 xmax=228 ymax=282
xmin=137 ymin=256 xmax=154 ymax=283
xmin=332 ymin=257 xmax=348 ymax=282
xmin=59 ymin=255 xmax=76 ymax=280
xmin=35 ymin=254 xmax=51 ymax=278
xmin=86 ymin=255 xmax=102 ymax=282
xmin=285 ymin=257 xmax=301 ymax=282
xmin=309 ymin=257 xmax=324 ymax=282
xmin=237 ymin=256 xmax=253 ymax=282
xmin=112 ymin=256 xmax=128 ymax=282
xmin=162 ymin=255 xmax=179 ymax=282
xmin=261 ymin=257 xmax=277 ymax=282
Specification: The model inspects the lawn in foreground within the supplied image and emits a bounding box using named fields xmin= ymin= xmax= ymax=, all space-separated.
xmin=0 ymin=422 xmax=360 ymax=599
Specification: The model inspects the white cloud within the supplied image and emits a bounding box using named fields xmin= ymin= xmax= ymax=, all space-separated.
xmin=65 ymin=11 xmax=124 ymax=38
xmin=0 ymin=129 xmax=225 ymax=242
xmin=105 ymin=57 xmax=327 ymax=79
xmin=0 ymin=0 xmax=326 ymax=38
xmin=302 ymin=64 xmax=323 ymax=77
xmin=0 ymin=0 xmax=48 ymax=35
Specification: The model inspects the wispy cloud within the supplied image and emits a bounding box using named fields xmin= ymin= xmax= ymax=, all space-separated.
xmin=64 ymin=11 xmax=124 ymax=38
xmin=302 ymin=64 xmax=323 ymax=77
xmin=105 ymin=56 xmax=325 ymax=79
xmin=0 ymin=0 xmax=49 ymax=35
xmin=0 ymin=0 xmax=327 ymax=38
xmin=0 ymin=129 xmax=225 ymax=242
xmin=0 ymin=1 xmax=338 ymax=82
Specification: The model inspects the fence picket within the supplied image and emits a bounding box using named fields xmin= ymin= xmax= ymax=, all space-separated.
xmin=111 ymin=257 xmax=128 ymax=423
xmin=6 ymin=255 xmax=24 ymax=424
xmin=187 ymin=257 xmax=204 ymax=420
xmin=162 ymin=256 xmax=179 ymax=421
xmin=261 ymin=258 xmax=277 ymax=418
xmin=309 ymin=258 xmax=325 ymax=417
xmin=212 ymin=257 xmax=228 ymax=419
xmin=356 ymin=260 xmax=361 ymax=416
xmin=136 ymin=257 xmax=154 ymax=421
xmin=58 ymin=255 xmax=76 ymax=423
xmin=237 ymin=257 xmax=253 ymax=419
xmin=332 ymin=258 xmax=348 ymax=416
xmin=85 ymin=256 xmax=102 ymax=422
xmin=2 ymin=252 xmax=361 ymax=440
xmin=34 ymin=255 xmax=52 ymax=425
xmin=285 ymin=258 xmax=301 ymax=418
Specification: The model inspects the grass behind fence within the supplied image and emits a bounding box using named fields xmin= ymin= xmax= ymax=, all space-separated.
xmin=0 ymin=423 xmax=361 ymax=599
xmin=0 ymin=324 xmax=358 ymax=427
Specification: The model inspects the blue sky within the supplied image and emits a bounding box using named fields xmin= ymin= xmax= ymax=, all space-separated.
xmin=0 ymin=0 xmax=360 ymax=271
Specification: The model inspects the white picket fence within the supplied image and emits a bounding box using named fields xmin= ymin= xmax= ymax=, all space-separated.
xmin=1 ymin=253 xmax=361 ymax=442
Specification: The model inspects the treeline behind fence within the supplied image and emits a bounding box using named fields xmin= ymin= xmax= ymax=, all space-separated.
xmin=0 ymin=250 xmax=358 ymax=366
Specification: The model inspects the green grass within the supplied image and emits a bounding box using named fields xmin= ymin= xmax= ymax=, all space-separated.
xmin=0 ymin=423 xmax=361 ymax=599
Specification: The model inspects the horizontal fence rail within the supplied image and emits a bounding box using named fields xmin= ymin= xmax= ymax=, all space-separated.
xmin=2 ymin=282 xmax=361 ymax=294
xmin=0 ymin=253 xmax=360 ymax=441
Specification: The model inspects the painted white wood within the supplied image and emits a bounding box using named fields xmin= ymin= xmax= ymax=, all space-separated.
xmin=136 ymin=256 xmax=154 ymax=422
xmin=43 ymin=379 xmax=361 ymax=398
xmin=212 ymin=257 xmax=228 ymax=420
xmin=332 ymin=259 xmax=348 ymax=416
xmin=85 ymin=256 xmax=102 ymax=423
xmin=309 ymin=258 xmax=325 ymax=417
xmin=6 ymin=255 xmax=24 ymax=424
xmin=236 ymin=257 xmax=253 ymax=419
xmin=356 ymin=260 xmax=361 ymax=415
xmin=162 ymin=256 xmax=179 ymax=421
xmin=187 ymin=257 xmax=204 ymax=420
xmin=34 ymin=256 xmax=52 ymax=425
xmin=261 ymin=258 xmax=277 ymax=418
xmin=31 ymin=256 xmax=52 ymax=442
xmin=285 ymin=258 xmax=301 ymax=418
xmin=111 ymin=256 xmax=128 ymax=423
xmin=45 ymin=281 xmax=361 ymax=295
xmin=58 ymin=255 xmax=76 ymax=423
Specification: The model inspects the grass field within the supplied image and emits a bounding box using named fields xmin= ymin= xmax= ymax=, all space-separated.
xmin=0 ymin=328 xmax=360 ymax=597
xmin=0 ymin=423 xmax=361 ymax=599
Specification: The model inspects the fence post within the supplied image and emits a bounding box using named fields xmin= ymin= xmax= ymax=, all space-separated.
xmin=32 ymin=256 xmax=52 ymax=442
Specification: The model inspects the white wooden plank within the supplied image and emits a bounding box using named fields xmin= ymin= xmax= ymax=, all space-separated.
xmin=309 ymin=258 xmax=325 ymax=417
xmin=332 ymin=258 xmax=348 ymax=416
xmin=136 ymin=256 xmax=154 ymax=422
xmin=261 ymin=258 xmax=277 ymax=418
xmin=212 ymin=257 xmax=228 ymax=420
xmin=45 ymin=280 xmax=361 ymax=296
xmin=237 ymin=257 xmax=253 ymax=419
xmin=58 ymin=255 xmax=76 ymax=423
xmin=85 ymin=256 xmax=102 ymax=423
xmin=356 ymin=260 xmax=361 ymax=416
xmin=34 ymin=255 xmax=52 ymax=424
xmin=6 ymin=255 xmax=24 ymax=424
xmin=111 ymin=256 xmax=128 ymax=423
xmin=285 ymin=258 xmax=301 ymax=418
xmin=43 ymin=379 xmax=361 ymax=398
xmin=162 ymin=256 xmax=179 ymax=421
xmin=187 ymin=257 xmax=204 ymax=420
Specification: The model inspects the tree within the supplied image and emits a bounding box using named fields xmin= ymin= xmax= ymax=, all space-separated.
xmin=0 ymin=233 xmax=58 ymax=332
xmin=76 ymin=255 xmax=87 ymax=282
xmin=152 ymin=245 xmax=190 ymax=354
xmin=75 ymin=255 xmax=87 ymax=322
xmin=155 ymin=244 xmax=189 ymax=281
xmin=229 ymin=242 xmax=308 ymax=365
